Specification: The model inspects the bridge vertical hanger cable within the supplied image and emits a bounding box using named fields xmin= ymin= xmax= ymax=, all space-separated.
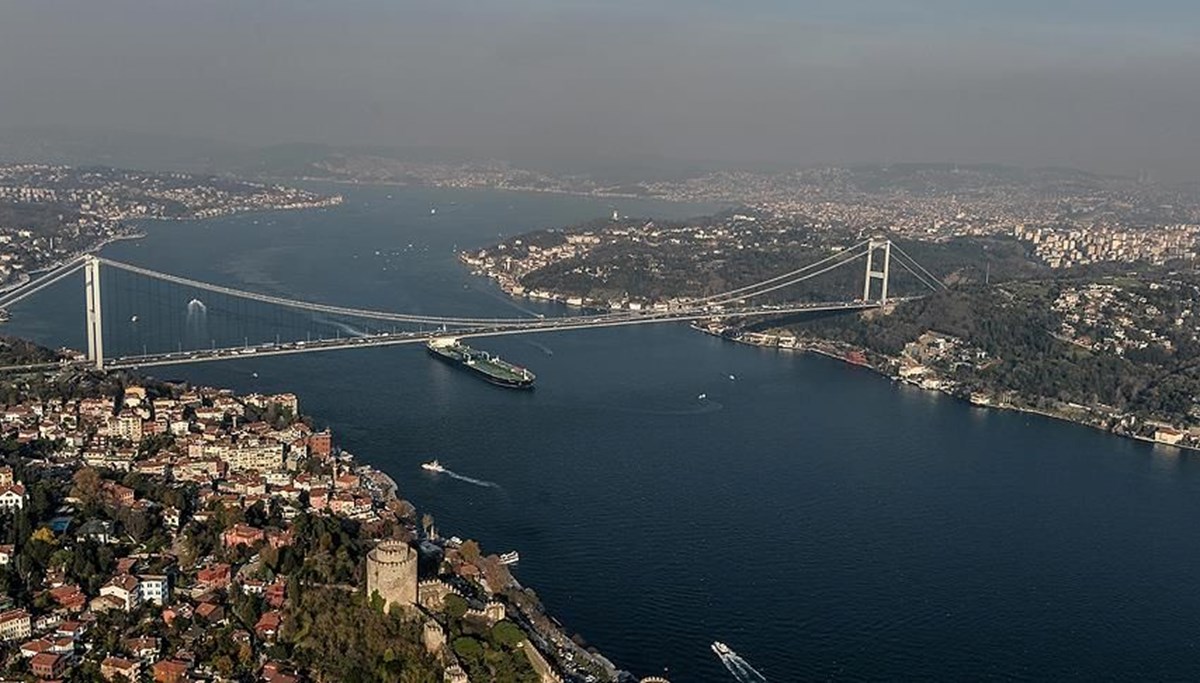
xmin=0 ymin=258 xmax=86 ymax=310
xmin=885 ymin=246 xmax=943 ymax=292
xmin=704 ymin=246 xmax=872 ymax=307
xmin=888 ymin=243 xmax=946 ymax=290
xmin=0 ymin=245 xmax=946 ymax=373
xmin=889 ymin=253 xmax=942 ymax=293
xmin=99 ymin=257 xmax=620 ymax=327
xmin=690 ymin=239 xmax=872 ymax=305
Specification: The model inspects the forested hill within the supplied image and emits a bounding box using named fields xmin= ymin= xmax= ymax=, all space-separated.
xmin=0 ymin=336 xmax=59 ymax=365
xmin=791 ymin=279 xmax=1200 ymax=425
xmin=488 ymin=210 xmax=1048 ymax=305
xmin=472 ymin=209 xmax=1200 ymax=430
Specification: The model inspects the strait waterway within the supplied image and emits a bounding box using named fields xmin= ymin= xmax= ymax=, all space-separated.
xmin=10 ymin=185 xmax=1200 ymax=681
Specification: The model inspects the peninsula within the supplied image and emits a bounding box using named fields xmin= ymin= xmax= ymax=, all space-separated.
xmin=0 ymin=340 xmax=647 ymax=682
xmin=463 ymin=170 xmax=1200 ymax=452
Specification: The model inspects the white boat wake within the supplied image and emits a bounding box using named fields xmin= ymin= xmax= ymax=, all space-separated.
xmin=713 ymin=642 xmax=768 ymax=682
xmin=314 ymin=314 xmax=369 ymax=338
xmin=439 ymin=468 xmax=501 ymax=489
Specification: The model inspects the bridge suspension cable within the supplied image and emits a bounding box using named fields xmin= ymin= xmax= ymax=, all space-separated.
xmin=888 ymin=242 xmax=947 ymax=291
xmin=0 ymin=257 xmax=87 ymax=310
xmin=889 ymin=254 xmax=941 ymax=293
xmin=704 ymin=244 xmax=873 ymax=307
xmin=97 ymin=257 xmax=629 ymax=328
xmin=0 ymin=239 xmax=950 ymax=373
xmin=96 ymin=235 xmax=944 ymax=332
xmin=689 ymin=239 xmax=872 ymax=305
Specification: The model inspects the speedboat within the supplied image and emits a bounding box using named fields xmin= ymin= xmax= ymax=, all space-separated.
xmin=421 ymin=460 xmax=445 ymax=473
xmin=711 ymin=641 xmax=732 ymax=657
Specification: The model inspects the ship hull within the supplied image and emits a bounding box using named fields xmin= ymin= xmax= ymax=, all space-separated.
xmin=427 ymin=344 xmax=535 ymax=390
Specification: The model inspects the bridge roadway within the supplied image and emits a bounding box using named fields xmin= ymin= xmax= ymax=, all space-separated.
xmin=95 ymin=297 xmax=919 ymax=371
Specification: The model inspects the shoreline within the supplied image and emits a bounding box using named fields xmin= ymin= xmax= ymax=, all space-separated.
xmin=265 ymin=173 xmax=739 ymax=209
xmin=0 ymin=230 xmax=146 ymax=297
xmin=0 ymin=197 xmax=341 ymax=299
xmin=464 ymin=260 xmax=1198 ymax=458
xmin=273 ymin=445 xmax=619 ymax=679
xmin=705 ymin=326 xmax=1196 ymax=455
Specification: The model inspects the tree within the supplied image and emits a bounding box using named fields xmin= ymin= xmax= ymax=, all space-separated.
xmin=459 ymin=539 xmax=481 ymax=564
xmin=444 ymin=594 xmax=468 ymax=619
xmin=213 ymin=654 xmax=235 ymax=677
xmin=283 ymin=587 xmax=440 ymax=681
xmin=491 ymin=621 xmax=525 ymax=648
xmin=119 ymin=509 xmax=154 ymax=543
xmin=71 ymin=467 xmax=103 ymax=507
xmin=452 ymin=636 xmax=484 ymax=660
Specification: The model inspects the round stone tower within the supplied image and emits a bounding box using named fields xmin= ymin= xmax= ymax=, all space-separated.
xmin=366 ymin=539 xmax=418 ymax=613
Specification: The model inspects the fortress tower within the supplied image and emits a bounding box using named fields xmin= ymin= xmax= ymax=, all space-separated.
xmin=366 ymin=540 xmax=418 ymax=613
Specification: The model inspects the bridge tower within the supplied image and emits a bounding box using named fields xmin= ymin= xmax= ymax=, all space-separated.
xmin=862 ymin=238 xmax=891 ymax=304
xmin=84 ymin=256 xmax=104 ymax=370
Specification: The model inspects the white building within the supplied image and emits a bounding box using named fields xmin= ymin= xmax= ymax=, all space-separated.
xmin=99 ymin=575 xmax=142 ymax=612
xmin=138 ymin=575 xmax=171 ymax=606
xmin=0 ymin=483 xmax=27 ymax=511
xmin=0 ymin=609 xmax=31 ymax=641
xmin=225 ymin=441 xmax=284 ymax=473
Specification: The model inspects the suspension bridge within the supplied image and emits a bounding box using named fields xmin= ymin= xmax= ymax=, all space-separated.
xmin=0 ymin=237 xmax=942 ymax=372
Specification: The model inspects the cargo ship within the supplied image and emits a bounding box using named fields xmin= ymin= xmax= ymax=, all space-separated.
xmin=427 ymin=338 xmax=536 ymax=389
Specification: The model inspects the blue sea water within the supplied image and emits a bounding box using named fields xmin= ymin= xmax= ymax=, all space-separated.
xmin=10 ymin=185 xmax=1200 ymax=681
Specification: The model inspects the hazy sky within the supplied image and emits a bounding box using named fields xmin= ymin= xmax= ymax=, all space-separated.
xmin=2 ymin=1 xmax=1199 ymax=177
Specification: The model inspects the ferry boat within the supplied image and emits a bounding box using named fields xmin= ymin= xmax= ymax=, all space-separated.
xmin=427 ymin=338 xmax=536 ymax=389
xmin=499 ymin=551 xmax=520 ymax=565
xmin=421 ymin=459 xmax=445 ymax=473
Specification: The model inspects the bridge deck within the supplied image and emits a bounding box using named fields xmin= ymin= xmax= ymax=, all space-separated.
xmin=97 ymin=298 xmax=915 ymax=370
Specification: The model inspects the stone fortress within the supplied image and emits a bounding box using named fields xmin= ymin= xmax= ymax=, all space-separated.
xmin=365 ymin=539 xmax=419 ymax=613
xmin=366 ymin=539 xmax=671 ymax=682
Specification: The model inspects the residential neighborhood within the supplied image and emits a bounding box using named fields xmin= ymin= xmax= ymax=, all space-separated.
xmin=0 ymin=164 xmax=341 ymax=291
xmin=0 ymin=375 xmax=615 ymax=682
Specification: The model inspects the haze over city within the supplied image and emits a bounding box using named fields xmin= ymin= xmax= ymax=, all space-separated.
xmin=6 ymin=3 xmax=1200 ymax=682
xmin=3 ymin=1 xmax=1200 ymax=178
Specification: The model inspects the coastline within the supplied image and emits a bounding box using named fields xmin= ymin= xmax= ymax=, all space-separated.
xmin=265 ymin=173 xmax=738 ymax=208
xmin=0 ymin=196 xmax=341 ymax=299
xmin=704 ymin=326 xmax=1196 ymax=455
xmin=466 ymin=255 xmax=1193 ymax=457
xmin=282 ymin=442 xmax=623 ymax=680
xmin=0 ymin=230 xmax=145 ymax=296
